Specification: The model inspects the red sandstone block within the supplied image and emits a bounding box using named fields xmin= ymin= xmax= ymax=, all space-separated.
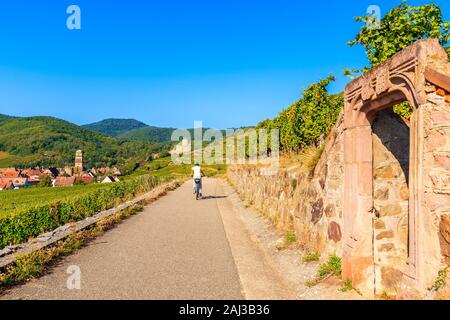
xmin=434 ymin=153 xmax=450 ymax=171
xmin=436 ymin=88 xmax=446 ymax=96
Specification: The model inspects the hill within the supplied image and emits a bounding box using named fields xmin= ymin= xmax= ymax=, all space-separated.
xmin=82 ymin=119 xmax=147 ymax=137
xmin=119 ymin=126 xmax=176 ymax=143
xmin=0 ymin=114 xmax=166 ymax=169
xmin=120 ymin=126 xmax=228 ymax=144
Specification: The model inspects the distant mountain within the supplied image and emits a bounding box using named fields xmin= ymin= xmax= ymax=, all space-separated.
xmin=0 ymin=115 xmax=165 ymax=169
xmin=119 ymin=126 xmax=229 ymax=144
xmin=0 ymin=114 xmax=13 ymax=124
xmin=82 ymin=119 xmax=147 ymax=137
xmin=119 ymin=126 xmax=176 ymax=143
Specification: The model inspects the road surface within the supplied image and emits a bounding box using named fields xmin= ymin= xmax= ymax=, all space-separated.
xmin=1 ymin=179 xmax=245 ymax=300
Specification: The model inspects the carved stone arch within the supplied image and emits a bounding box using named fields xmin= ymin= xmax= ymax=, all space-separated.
xmin=342 ymin=39 xmax=450 ymax=297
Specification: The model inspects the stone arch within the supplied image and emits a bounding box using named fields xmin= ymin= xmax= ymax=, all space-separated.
xmin=342 ymin=39 xmax=450 ymax=297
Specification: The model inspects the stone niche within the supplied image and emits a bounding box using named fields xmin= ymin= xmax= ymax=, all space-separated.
xmin=372 ymin=109 xmax=410 ymax=296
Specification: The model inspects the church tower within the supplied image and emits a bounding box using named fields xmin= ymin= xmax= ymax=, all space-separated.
xmin=75 ymin=150 xmax=83 ymax=173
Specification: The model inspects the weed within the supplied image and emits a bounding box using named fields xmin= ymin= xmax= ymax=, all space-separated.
xmin=305 ymin=254 xmax=342 ymax=288
xmin=339 ymin=279 xmax=354 ymax=292
xmin=305 ymin=279 xmax=319 ymax=288
xmin=303 ymin=252 xmax=320 ymax=263
xmin=290 ymin=179 xmax=298 ymax=191
xmin=284 ymin=232 xmax=297 ymax=245
xmin=432 ymin=268 xmax=448 ymax=291
xmin=318 ymin=254 xmax=342 ymax=278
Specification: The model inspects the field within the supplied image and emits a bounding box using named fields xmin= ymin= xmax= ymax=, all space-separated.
xmin=126 ymin=156 xmax=226 ymax=180
xmin=0 ymin=183 xmax=111 ymax=218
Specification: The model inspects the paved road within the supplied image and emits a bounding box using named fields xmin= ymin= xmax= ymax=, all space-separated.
xmin=1 ymin=179 xmax=243 ymax=300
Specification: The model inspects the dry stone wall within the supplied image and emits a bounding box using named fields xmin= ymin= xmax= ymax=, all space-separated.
xmin=227 ymin=115 xmax=346 ymax=257
xmin=423 ymin=93 xmax=450 ymax=267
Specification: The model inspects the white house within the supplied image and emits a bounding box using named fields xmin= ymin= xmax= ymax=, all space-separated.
xmin=102 ymin=176 xmax=120 ymax=183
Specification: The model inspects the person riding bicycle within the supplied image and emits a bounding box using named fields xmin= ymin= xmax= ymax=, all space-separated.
xmin=192 ymin=161 xmax=205 ymax=196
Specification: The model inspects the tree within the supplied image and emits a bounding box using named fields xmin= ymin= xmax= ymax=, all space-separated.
xmin=348 ymin=1 xmax=449 ymax=68
xmin=347 ymin=1 xmax=450 ymax=119
xmin=39 ymin=175 xmax=53 ymax=188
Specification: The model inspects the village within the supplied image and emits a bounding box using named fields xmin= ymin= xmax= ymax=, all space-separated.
xmin=0 ymin=150 xmax=122 ymax=191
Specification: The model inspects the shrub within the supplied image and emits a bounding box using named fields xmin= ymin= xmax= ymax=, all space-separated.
xmin=38 ymin=175 xmax=52 ymax=188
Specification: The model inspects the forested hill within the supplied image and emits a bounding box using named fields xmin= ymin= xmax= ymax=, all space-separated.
xmin=0 ymin=114 xmax=166 ymax=169
xmin=118 ymin=126 xmax=176 ymax=143
xmin=83 ymin=118 xmax=179 ymax=143
xmin=82 ymin=119 xmax=148 ymax=137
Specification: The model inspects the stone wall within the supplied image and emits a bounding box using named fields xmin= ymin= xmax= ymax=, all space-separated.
xmin=423 ymin=92 xmax=450 ymax=269
xmin=227 ymin=115 xmax=346 ymax=257
xmin=372 ymin=109 xmax=410 ymax=296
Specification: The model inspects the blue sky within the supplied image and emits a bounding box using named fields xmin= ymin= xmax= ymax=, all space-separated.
xmin=0 ymin=0 xmax=449 ymax=129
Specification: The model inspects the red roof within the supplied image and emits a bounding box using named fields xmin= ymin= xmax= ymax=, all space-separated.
xmin=0 ymin=169 xmax=21 ymax=178
xmin=75 ymin=174 xmax=93 ymax=184
xmin=0 ymin=180 xmax=13 ymax=190
xmin=54 ymin=176 xmax=76 ymax=187
xmin=23 ymin=169 xmax=42 ymax=177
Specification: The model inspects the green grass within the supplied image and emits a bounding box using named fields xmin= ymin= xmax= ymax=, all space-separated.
xmin=126 ymin=156 xmax=226 ymax=180
xmin=303 ymin=252 xmax=320 ymax=263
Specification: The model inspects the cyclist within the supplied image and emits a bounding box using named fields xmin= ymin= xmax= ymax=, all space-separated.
xmin=192 ymin=161 xmax=205 ymax=196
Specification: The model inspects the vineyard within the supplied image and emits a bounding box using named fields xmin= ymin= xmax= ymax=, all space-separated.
xmin=257 ymin=75 xmax=343 ymax=153
xmin=0 ymin=175 xmax=161 ymax=249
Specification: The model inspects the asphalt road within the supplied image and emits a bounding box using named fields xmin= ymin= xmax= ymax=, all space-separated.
xmin=1 ymin=179 xmax=243 ymax=300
